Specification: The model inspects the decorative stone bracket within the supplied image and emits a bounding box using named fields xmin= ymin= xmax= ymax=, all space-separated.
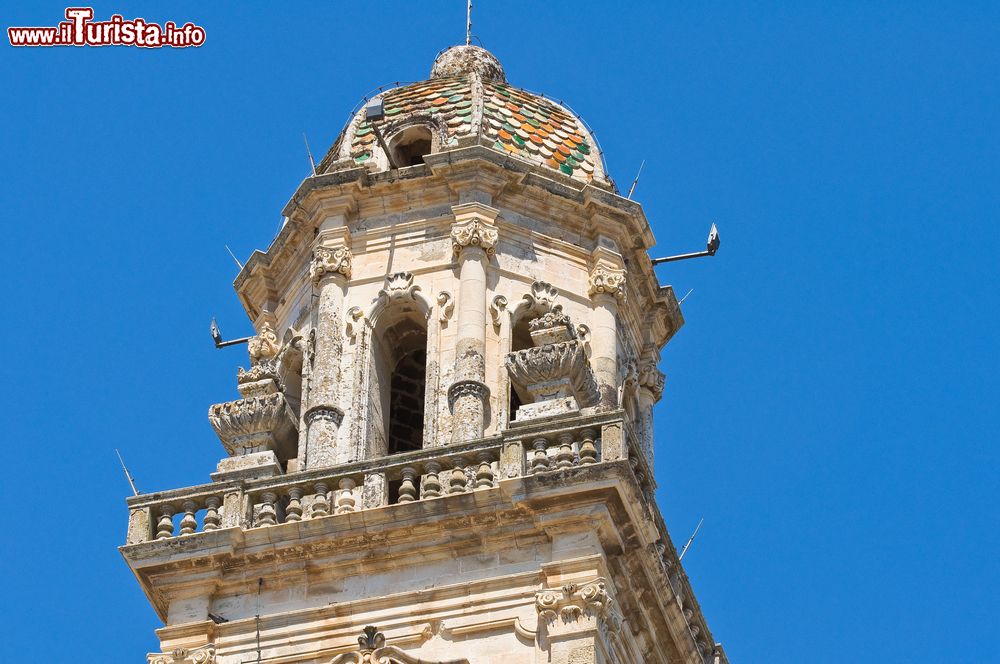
xmin=147 ymin=644 xmax=215 ymax=664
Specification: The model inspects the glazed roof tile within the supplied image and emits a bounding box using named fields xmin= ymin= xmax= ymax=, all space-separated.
xmin=335 ymin=74 xmax=606 ymax=185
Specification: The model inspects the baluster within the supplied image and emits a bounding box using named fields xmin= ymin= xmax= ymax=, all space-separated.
xmin=311 ymin=482 xmax=330 ymax=517
xmin=257 ymin=491 xmax=278 ymax=526
xmin=421 ymin=461 xmax=443 ymax=499
xmin=335 ymin=478 xmax=357 ymax=514
xmin=203 ymin=496 xmax=221 ymax=531
xmin=555 ymin=432 xmax=575 ymax=469
xmin=179 ymin=500 xmax=198 ymax=535
xmin=448 ymin=457 xmax=468 ymax=494
xmin=578 ymin=428 xmax=598 ymax=465
xmin=285 ymin=487 xmax=303 ymax=522
xmin=398 ymin=466 xmax=418 ymax=503
xmin=475 ymin=453 xmax=494 ymax=489
xmin=530 ymin=437 xmax=550 ymax=473
xmin=155 ymin=504 xmax=175 ymax=540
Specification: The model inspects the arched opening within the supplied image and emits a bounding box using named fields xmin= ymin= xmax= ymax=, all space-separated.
xmin=389 ymin=126 xmax=433 ymax=167
xmin=372 ymin=312 xmax=428 ymax=455
xmin=508 ymin=315 xmax=534 ymax=422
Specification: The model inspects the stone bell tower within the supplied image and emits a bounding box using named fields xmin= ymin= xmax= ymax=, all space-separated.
xmin=121 ymin=45 xmax=730 ymax=664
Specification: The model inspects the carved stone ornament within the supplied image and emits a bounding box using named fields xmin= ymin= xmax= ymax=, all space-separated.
xmin=437 ymin=291 xmax=454 ymax=323
xmin=489 ymin=294 xmax=508 ymax=328
xmin=247 ymin=321 xmax=281 ymax=365
xmin=638 ymin=361 xmax=666 ymax=402
xmin=588 ymin=265 xmax=627 ymax=303
xmin=208 ymin=392 xmax=297 ymax=456
xmin=524 ymin=281 xmax=559 ymax=314
xmin=535 ymin=579 xmax=623 ymax=635
xmin=147 ymin=644 xmax=215 ymax=664
xmin=310 ymin=245 xmax=353 ymax=282
xmin=451 ymin=219 xmax=498 ymax=256
xmin=329 ymin=626 xmax=470 ymax=664
xmin=528 ymin=310 xmax=575 ymax=346
xmin=505 ymin=340 xmax=599 ymax=408
xmin=236 ymin=359 xmax=280 ymax=398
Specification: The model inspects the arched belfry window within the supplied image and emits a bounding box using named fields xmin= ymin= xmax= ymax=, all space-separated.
xmin=383 ymin=317 xmax=427 ymax=454
xmin=369 ymin=289 xmax=430 ymax=455
xmin=388 ymin=125 xmax=433 ymax=167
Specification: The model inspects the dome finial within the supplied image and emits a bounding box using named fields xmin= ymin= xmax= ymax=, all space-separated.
xmin=466 ymin=0 xmax=473 ymax=46
xmin=431 ymin=44 xmax=506 ymax=82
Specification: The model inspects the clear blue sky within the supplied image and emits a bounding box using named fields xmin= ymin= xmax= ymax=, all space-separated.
xmin=1 ymin=2 xmax=996 ymax=662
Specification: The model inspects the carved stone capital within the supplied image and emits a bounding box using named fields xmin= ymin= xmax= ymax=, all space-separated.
xmin=447 ymin=379 xmax=490 ymax=410
xmin=304 ymin=405 xmax=344 ymax=427
xmin=535 ymin=578 xmax=623 ymax=637
xmin=638 ymin=361 xmax=666 ymax=402
xmin=451 ymin=218 xmax=498 ymax=257
xmin=147 ymin=644 xmax=215 ymax=664
xmin=310 ymin=245 xmax=352 ymax=282
xmin=588 ymin=265 xmax=627 ymax=303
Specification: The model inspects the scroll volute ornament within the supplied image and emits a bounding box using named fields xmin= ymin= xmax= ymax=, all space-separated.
xmin=588 ymin=264 xmax=627 ymax=303
xmin=310 ymin=245 xmax=353 ymax=282
xmin=451 ymin=218 xmax=498 ymax=256
xmin=147 ymin=644 xmax=215 ymax=664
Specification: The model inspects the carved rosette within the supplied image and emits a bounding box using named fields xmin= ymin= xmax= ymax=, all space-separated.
xmin=451 ymin=219 xmax=498 ymax=257
xmin=310 ymin=245 xmax=353 ymax=282
xmin=588 ymin=265 xmax=627 ymax=303
xmin=147 ymin=644 xmax=215 ymax=664
xmin=208 ymin=393 xmax=297 ymax=455
xmin=638 ymin=361 xmax=666 ymax=402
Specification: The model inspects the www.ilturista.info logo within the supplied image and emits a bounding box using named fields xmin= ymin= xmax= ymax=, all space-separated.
xmin=8 ymin=7 xmax=205 ymax=48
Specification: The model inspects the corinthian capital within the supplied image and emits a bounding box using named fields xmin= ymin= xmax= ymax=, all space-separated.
xmin=451 ymin=219 xmax=498 ymax=257
xmin=310 ymin=245 xmax=352 ymax=282
xmin=588 ymin=265 xmax=627 ymax=303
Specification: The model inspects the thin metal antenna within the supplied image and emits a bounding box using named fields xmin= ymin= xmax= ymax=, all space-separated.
xmin=679 ymin=517 xmax=704 ymax=561
xmin=466 ymin=0 xmax=473 ymax=45
xmin=225 ymin=245 xmax=244 ymax=270
xmin=115 ymin=449 xmax=139 ymax=496
xmin=303 ymin=132 xmax=317 ymax=176
xmin=678 ymin=288 xmax=694 ymax=305
xmin=626 ymin=159 xmax=645 ymax=199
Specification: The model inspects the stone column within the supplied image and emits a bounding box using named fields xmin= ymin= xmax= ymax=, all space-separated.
xmin=637 ymin=350 xmax=666 ymax=465
xmin=448 ymin=202 xmax=499 ymax=442
xmin=587 ymin=243 xmax=627 ymax=410
xmin=303 ymin=232 xmax=352 ymax=468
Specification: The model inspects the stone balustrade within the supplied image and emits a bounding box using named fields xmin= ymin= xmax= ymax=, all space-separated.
xmin=123 ymin=411 xmax=648 ymax=544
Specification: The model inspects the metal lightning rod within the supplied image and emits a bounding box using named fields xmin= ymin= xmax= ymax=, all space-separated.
xmin=115 ymin=449 xmax=139 ymax=496
xmin=678 ymin=517 xmax=704 ymax=561
xmin=627 ymin=159 xmax=645 ymax=199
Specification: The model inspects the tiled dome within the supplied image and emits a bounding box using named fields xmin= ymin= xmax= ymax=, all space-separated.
xmin=331 ymin=46 xmax=607 ymax=185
